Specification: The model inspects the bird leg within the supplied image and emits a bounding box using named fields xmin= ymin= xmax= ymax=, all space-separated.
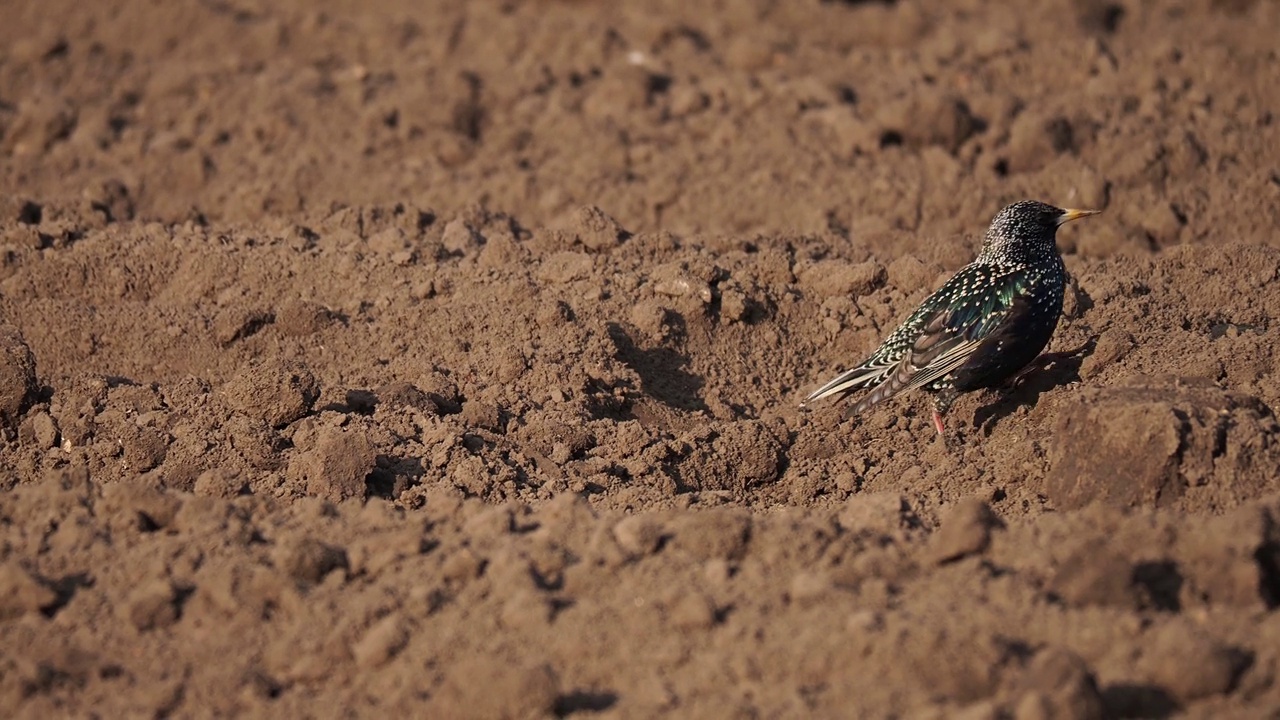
xmin=931 ymin=388 xmax=958 ymax=437
xmin=931 ymin=386 xmax=962 ymax=438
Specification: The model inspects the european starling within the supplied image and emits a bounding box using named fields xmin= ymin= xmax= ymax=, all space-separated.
xmin=803 ymin=200 xmax=1099 ymax=435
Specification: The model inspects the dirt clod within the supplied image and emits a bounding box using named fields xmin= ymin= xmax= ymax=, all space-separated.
xmin=612 ymin=514 xmax=666 ymax=558
xmin=124 ymin=580 xmax=180 ymax=631
xmin=223 ymin=360 xmax=320 ymax=428
xmin=291 ymin=427 xmax=378 ymax=503
xmin=1047 ymin=539 xmax=1137 ymax=609
xmin=1138 ymin=621 xmax=1249 ymax=702
xmin=1014 ymin=648 xmax=1105 ymax=720
xmin=928 ymin=497 xmax=1002 ymax=564
xmin=0 ymin=326 xmax=38 ymax=428
xmin=0 ymin=561 xmax=58 ymax=619
xmin=352 ymin=613 xmax=410 ymax=669
xmin=276 ymin=538 xmax=349 ymax=588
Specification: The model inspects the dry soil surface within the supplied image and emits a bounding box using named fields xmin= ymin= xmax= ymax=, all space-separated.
xmin=3 ymin=0 xmax=1280 ymax=717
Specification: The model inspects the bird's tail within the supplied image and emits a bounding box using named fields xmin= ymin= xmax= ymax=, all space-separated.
xmin=803 ymin=363 xmax=890 ymax=406
xmin=844 ymin=359 xmax=915 ymax=418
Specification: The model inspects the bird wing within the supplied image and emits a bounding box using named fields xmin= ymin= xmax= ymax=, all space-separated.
xmin=895 ymin=311 xmax=997 ymax=392
xmin=895 ymin=269 xmax=1033 ymax=394
xmin=844 ymin=267 xmax=1033 ymax=415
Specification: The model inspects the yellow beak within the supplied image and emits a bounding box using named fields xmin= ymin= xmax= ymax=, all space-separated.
xmin=1058 ymin=208 xmax=1101 ymax=225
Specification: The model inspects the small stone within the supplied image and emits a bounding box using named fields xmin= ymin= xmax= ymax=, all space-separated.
xmin=928 ymin=497 xmax=1002 ymax=564
xmin=652 ymin=275 xmax=708 ymax=300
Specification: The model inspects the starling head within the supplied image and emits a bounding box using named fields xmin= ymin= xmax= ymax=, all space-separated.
xmin=979 ymin=200 xmax=1099 ymax=263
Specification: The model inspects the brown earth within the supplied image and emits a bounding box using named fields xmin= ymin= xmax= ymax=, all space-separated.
xmin=2 ymin=0 xmax=1280 ymax=717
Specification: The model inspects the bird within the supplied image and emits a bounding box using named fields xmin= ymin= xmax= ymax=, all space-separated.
xmin=802 ymin=200 xmax=1099 ymax=436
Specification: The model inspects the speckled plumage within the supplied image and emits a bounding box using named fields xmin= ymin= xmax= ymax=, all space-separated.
xmin=804 ymin=200 xmax=1099 ymax=435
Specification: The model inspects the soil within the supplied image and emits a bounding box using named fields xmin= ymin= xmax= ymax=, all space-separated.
xmin=3 ymin=0 xmax=1280 ymax=717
